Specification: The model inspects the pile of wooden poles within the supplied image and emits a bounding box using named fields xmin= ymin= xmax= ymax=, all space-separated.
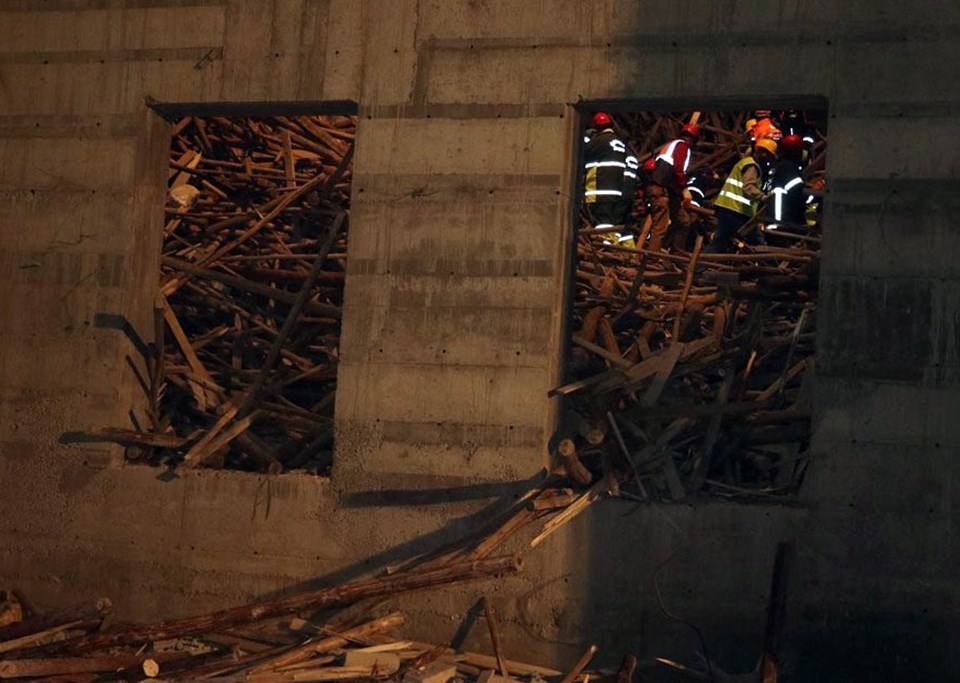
xmin=0 ymin=482 xmax=790 ymax=682
xmin=557 ymin=110 xmax=824 ymax=502
xmin=0 ymin=484 xmax=593 ymax=683
xmin=93 ymin=114 xmax=356 ymax=474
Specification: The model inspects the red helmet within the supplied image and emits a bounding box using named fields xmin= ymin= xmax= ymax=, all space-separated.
xmin=780 ymin=134 xmax=804 ymax=154
xmin=643 ymin=157 xmax=656 ymax=172
xmin=592 ymin=112 xmax=612 ymax=128
xmin=681 ymin=123 xmax=700 ymax=140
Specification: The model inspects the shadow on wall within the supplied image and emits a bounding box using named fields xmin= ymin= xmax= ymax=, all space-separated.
xmin=59 ymin=313 xmax=154 ymax=446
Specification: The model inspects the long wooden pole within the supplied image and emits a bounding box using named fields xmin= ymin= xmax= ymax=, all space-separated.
xmin=62 ymin=555 xmax=521 ymax=654
xmin=482 ymin=597 xmax=509 ymax=677
xmin=238 ymin=211 xmax=346 ymax=417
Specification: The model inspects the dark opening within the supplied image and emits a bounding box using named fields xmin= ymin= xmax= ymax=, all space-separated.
xmin=129 ymin=106 xmax=356 ymax=475
xmin=553 ymin=102 xmax=827 ymax=502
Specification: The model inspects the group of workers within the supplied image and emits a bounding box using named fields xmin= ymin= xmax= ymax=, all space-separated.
xmin=582 ymin=110 xmax=822 ymax=253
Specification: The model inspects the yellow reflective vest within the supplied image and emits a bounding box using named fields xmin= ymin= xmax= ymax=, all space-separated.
xmin=714 ymin=156 xmax=761 ymax=217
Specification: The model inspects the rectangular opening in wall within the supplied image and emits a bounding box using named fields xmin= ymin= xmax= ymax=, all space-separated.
xmin=554 ymin=103 xmax=826 ymax=502
xmin=132 ymin=106 xmax=356 ymax=475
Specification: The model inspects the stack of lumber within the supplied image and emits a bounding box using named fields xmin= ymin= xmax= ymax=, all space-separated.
xmin=92 ymin=115 xmax=356 ymax=474
xmin=559 ymin=110 xmax=824 ymax=502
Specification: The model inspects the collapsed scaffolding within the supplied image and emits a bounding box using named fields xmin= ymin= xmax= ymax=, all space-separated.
xmin=89 ymin=114 xmax=356 ymax=474
xmin=556 ymin=110 xmax=825 ymax=503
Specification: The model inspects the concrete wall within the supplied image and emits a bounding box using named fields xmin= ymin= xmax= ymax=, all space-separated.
xmin=1 ymin=1 xmax=958 ymax=679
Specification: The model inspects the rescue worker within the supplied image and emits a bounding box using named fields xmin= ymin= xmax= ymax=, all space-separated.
xmin=685 ymin=165 xmax=720 ymax=210
xmin=680 ymin=166 xmax=721 ymax=250
xmin=779 ymin=110 xmax=815 ymax=165
xmin=764 ymin=134 xmax=806 ymax=233
xmin=644 ymin=123 xmax=700 ymax=251
xmin=778 ymin=110 xmax=807 ymax=139
xmin=707 ymin=138 xmax=778 ymax=253
xmin=583 ymin=112 xmax=631 ymax=234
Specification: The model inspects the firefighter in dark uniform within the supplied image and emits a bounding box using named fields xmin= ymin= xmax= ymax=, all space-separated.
xmin=764 ymin=134 xmax=807 ymax=234
xmin=583 ymin=112 xmax=631 ymax=234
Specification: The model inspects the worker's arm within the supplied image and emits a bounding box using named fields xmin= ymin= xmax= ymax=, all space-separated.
xmin=741 ymin=164 xmax=766 ymax=201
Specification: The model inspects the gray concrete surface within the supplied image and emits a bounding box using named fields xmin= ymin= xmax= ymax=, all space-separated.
xmin=0 ymin=1 xmax=958 ymax=680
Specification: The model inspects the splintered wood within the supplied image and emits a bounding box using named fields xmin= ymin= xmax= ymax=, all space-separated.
xmin=0 ymin=559 xmax=524 ymax=682
xmin=559 ymin=110 xmax=824 ymax=503
xmin=120 ymin=114 xmax=354 ymax=474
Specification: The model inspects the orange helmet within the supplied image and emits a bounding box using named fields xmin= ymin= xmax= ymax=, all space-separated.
xmin=753 ymin=117 xmax=782 ymax=141
xmin=592 ymin=112 xmax=612 ymax=128
xmin=680 ymin=123 xmax=700 ymax=140
xmin=754 ymin=138 xmax=778 ymax=157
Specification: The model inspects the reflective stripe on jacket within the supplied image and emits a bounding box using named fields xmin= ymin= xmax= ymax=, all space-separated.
xmin=584 ymin=129 xmax=627 ymax=204
xmin=714 ymin=156 xmax=761 ymax=217
xmin=650 ymin=139 xmax=691 ymax=191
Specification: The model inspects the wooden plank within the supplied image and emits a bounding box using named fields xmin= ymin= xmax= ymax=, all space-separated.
xmin=639 ymin=342 xmax=684 ymax=406
xmin=160 ymin=293 xmax=221 ymax=408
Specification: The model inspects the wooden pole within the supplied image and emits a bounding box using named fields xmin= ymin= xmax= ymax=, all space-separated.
xmin=559 ymin=644 xmax=599 ymax=683
xmin=482 ymin=597 xmax=509 ymax=677
xmin=62 ymin=555 xmax=521 ymax=653
xmin=238 ymin=211 xmax=346 ymax=418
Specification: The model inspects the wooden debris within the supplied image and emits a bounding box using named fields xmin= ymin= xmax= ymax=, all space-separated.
xmin=561 ymin=109 xmax=823 ymax=502
xmin=559 ymin=644 xmax=599 ymax=683
xmin=95 ymin=114 xmax=356 ymax=474
xmin=481 ymin=597 xmax=508 ymax=678
xmin=62 ymin=556 xmax=520 ymax=654
xmin=0 ymin=485 xmax=786 ymax=683
xmin=342 ymin=650 xmax=401 ymax=674
xmin=247 ymin=613 xmax=405 ymax=673
xmin=529 ymin=481 xmax=607 ymax=548
xmin=0 ymin=600 xmax=110 ymax=645
xmin=402 ymin=661 xmax=458 ymax=683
